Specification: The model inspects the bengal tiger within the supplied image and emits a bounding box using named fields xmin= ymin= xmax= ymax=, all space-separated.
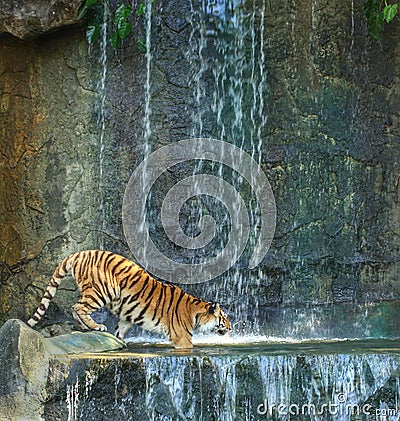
xmin=27 ymin=250 xmax=231 ymax=348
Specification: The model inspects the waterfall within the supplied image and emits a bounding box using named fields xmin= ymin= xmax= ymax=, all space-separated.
xmin=40 ymin=3 xmax=400 ymax=420
xmin=139 ymin=0 xmax=154 ymax=268
xmin=121 ymin=0 xmax=398 ymax=342
xmin=121 ymin=0 xmax=276 ymax=334
xmin=50 ymin=344 xmax=400 ymax=420
xmin=184 ymin=0 xmax=272 ymax=325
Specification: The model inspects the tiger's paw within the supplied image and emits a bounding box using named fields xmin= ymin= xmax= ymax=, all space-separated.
xmin=94 ymin=324 xmax=107 ymax=332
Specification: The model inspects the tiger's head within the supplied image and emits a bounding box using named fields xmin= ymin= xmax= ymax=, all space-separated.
xmin=197 ymin=302 xmax=232 ymax=336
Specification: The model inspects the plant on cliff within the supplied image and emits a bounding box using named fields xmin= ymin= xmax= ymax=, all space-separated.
xmin=364 ymin=0 xmax=398 ymax=39
xmin=78 ymin=0 xmax=146 ymax=48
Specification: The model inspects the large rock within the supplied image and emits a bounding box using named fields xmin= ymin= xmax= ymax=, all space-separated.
xmin=0 ymin=319 xmax=125 ymax=420
xmin=0 ymin=0 xmax=84 ymax=39
xmin=0 ymin=319 xmax=48 ymax=420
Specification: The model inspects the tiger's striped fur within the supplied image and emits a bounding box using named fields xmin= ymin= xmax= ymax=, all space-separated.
xmin=27 ymin=250 xmax=231 ymax=348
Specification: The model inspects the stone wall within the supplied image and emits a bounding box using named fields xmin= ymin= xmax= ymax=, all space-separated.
xmin=0 ymin=27 xmax=111 ymax=323
xmin=0 ymin=0 xmax=399 ymax=330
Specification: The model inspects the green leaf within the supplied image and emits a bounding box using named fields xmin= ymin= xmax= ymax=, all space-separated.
xmin=137 ymin=2 xmax=146 ymax=16
xmin=86 ymin=0 xmax=100 ymax=7
xmin=364 ymin=0 xmax=379 ymax=18
xmin=78 ymin=0 xmax=100 ymax=19
xmin=365 ymin=0 xmax=399 ymax=40
xmin=136 ymin=39 xmax=147 ymax=52
xmin=86 ymin=24 xmax=100 ymax=44
xmin=370 ymin=13 xmax=385 ymax=39
xmin=113 ymin=3 xmax=133 ymax=44
xmin=364 ymin=0 xmax=383 ymax=39
xmin=384 ymin=3 xmax=398 ymax=22
xmin=110 ymin=32 xmax=121 ymax=49
xmin=118 ymin=21 xmax=133 ymax=39
xmin=114 ymin=4 xmax=132 ymax=24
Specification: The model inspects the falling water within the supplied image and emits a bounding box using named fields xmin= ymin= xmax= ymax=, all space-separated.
xmin=53 ymin=343 xmax=400 ymax=420
xmin=97 ymin=5 xmax=108 ymax=251
xmin=66 ymin=377 xmax=79 ymax=421
xmin=143 ymin=0 xmax=152 ymax=150
xmin=145 ymin=358 xmax=193 ymax=420
xmin=182 ymin=0 xmax=270 ymax=328
xmin=42 ymin=3 xmax=400 ymax=419
xmin=91 ymin=5 xmax=110 ymax=326
xmin=139 ymin=0 xmax=154 ymax=267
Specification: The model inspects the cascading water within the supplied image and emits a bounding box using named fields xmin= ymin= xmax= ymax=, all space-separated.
xmin=47 ymin=341 xmax=400 ymax=420
xmin=135 ymin=0 xmax=155 ymax=272
xmin=123 ymin=0 xmax=398 ymax=342
xmin=139 ymin=0 xmax=273 ymax=333
xmin=121 ymin=0 xmax=274 ymax=336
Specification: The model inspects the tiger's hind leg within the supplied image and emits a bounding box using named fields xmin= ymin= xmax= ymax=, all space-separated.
xmin=71 ymin=302 xmax=107 ymax=332
xmin=115 ymin=320 xmax=133 ymax=341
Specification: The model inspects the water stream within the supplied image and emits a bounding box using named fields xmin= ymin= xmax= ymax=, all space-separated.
xmin=97 ymin=5 xmax=109 ymax=251
xmin=47 ymin=339 xmax=400 ymax=420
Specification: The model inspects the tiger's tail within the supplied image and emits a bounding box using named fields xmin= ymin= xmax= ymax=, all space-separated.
xmin=27 ymin=253 xmax=76 ymax=328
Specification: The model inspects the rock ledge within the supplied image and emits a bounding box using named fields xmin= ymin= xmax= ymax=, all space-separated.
xmin=0 ymin=0 xmax=84 ymax=39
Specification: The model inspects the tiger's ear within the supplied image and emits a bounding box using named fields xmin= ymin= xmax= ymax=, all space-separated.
xmin=208 ymin=302 xmax=220 ymax=314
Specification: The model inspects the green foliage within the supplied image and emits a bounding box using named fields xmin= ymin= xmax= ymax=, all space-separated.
xmin=137 ymin=2 xmax=146 ymax=16
xmin=78 ymin=0 xmax=146 ymax=48
xmin=364 ymin=0 xmax=398 ymax=40
xmin=111 ymin=4 xmax=133 ymax=48
xmin=77 ymin=0 xmax=99 ymax=20
xmin=136 ymin=39 xmax=147 ymax=52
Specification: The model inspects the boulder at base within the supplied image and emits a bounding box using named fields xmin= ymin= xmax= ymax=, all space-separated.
xmin=0 ymin=319 xmax=125 ymax=420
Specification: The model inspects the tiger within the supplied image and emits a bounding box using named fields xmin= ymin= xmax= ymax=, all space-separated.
xmin=27 ymin=250 xmax=231 ymax=348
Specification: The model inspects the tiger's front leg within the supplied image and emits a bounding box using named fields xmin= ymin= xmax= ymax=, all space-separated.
xmin=71 ymin=302 xmax=107 ymax=332
xmin=170 ymin=332 xmax=193 ymax=349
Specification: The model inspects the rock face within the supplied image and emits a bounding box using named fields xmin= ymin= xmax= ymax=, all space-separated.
xmin=0 ymin=0 xmax=84 ymax=39
xmin=0 ymin=26 xmax=108 ymax=324
xmin=0 ymin=0 xmax=399 ymax=331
